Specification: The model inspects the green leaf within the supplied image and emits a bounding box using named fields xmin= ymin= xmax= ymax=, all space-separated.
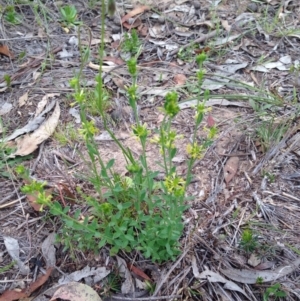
xmin=106 ymin=159 xmax=115 ymax=169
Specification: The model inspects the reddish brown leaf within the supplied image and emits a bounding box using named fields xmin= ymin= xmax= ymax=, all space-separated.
xmin=103 ymin=56 xmax=124 ymax=65
xmin=123 ymin=18 xmax=142 ymax=29
xmin=0 ymin=267 xmax=53 ymax=301
xmin=0 ymin=44 xmax=14 ymax=59
xmin=127 ymin=263 xmax=152 ymax=281
xmin=23 ymin=178 xmax=54 ymax=211
xmin=224 ymin=156 xmax=239 ymax=184
xmin=206 ymin=113 xmax=215 ymax=127
xmin=194 ymin=46 xmax=211 ymax=54
xmin=138 ymin=24 xmax=148 ymax=36
xmin=121 ymin=6 xmax=150 ymax=24
xmin=174 ymin=74 xmax=187 ymax=86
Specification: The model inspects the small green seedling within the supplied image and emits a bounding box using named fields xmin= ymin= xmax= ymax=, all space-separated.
xmin=60 ymin=5 xmax=81 ymax=26
xmin=262 ymin=171 xmax=276 ymax=183
xmin=240 ymin=228 xmax=258 ymax=253
xmin=0 ymin=261 xmax=15 ymax=273
xmin=107 ymin=0 xmax=116 ymax=16
xmin=5 ymin=6 xmax=21 ymax=24
xmin=3 ymin=75 xmax=11 ymax=88
xmin=177 ymin=45 xmax=196 ymax=62
xmin=256 ymin=276 xmax=264 ymax=284
xmin=121 ymin=29 xmax=141 ymax=55
xmin=263 ymin=283 xmax=286 ymax=301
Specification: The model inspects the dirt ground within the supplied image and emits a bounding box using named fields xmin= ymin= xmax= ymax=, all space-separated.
xmin=1 ymin=0 xmax=300 ymax=300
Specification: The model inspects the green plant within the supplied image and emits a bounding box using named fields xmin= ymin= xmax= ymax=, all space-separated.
xmin=263 ymin=283 xmax=286 ymax=301
xmin=239 ymin=228 xmax=258 ymax=253
xmin=177 ymin=44 xmax=196 ymax=62
xmin=256 ymin=118 xmax=288 ymax=152
xmin=59 ymin=5 xmax=81 ymax=26
xmin=4 ymin=6 xmax=22 ymax=24
xmin=121 ymin=29 xmax=141 ymax=55
xmin=54 ymin=122 xmax=81 ymax=146
xmin=256 ymin=276 xmax=264 ymax=284
xmin=103 ymin=272 xmax=122 ymax=293
xmin=145 ymin=280 xmax=156 ymax=294
xmin=18 ymin=1 xmax=216 ymax=263
xmin=4 ymin=75 xmax=11 ymax=89
xmin=262 ymin=170 xmax=276 ymax=183
xmin=0 ymin=140 xmax=31 ymax=178
xmin=0 ymin=261 xmax=15 ymax=273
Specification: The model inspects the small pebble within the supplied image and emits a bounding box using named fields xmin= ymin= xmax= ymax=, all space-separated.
xmin=111 ymin=24 xmax=120 ymax=34
xmin=294 ymin=77 xmax=300 ymax=89
xmin=127 ymin=18 xmax=135 ymax=25
xmin=193 ymin=1 xmax=201 ymax=9
xmin=247 ymin=2 xmax=258 ymax=12
xmin=157 ymin=16 xmax=165 ymax=24
xmin=113 ymin=16 xmax=121 ymax=26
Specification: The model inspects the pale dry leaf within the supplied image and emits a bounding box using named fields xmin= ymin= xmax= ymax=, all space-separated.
xmin=116 ymin=256 xmax=135 ymax=294
xmin=69 ymin=107 xmax=81 ymax=124
xmin=141 ymin=88 xmax=169 ymax=97
xmin=11 ymin=101 xmax=60 ymax=157
xmin=2 ymin=100 xmax=57 ymax=143
xmin=41 ymin=233 xmax=56 ymax=267
xmin=221 ymin=258 xmax=300 ymax=284
xmin=58 ymin=265 xmax=110 ymax=284
xmin=121 ymin=6 xmax=150 ymax=24
xmin=247 ymin=253 xmax=261 ymax=267
xmin=214 ymin=34 xmax=241 ymax=46
xmin=35 ymin=94 xmax=60 ymax=117
xmin=221 ymin=19 xmax=231 ymax=31
xmin=50 ymin=282 xmax=102 ymax=301
xmin=0 ymin=102 xmax=13 ymax=115
xmin=174 ymin=74 xmax=187 ymax=86
xmin=18 ymin=91 xmax=28 ymax=107
xmin=191 ymin=256 xmax=249 ymax=298
xmin=88 ymin=61 xmax=118 ymax=72
xmin=3 ymin=236 xmax=29 ymax=275
xmin=179 ymin=98 xmax=250 ymax=110
xmin=224 ymin=157 xmax=239 ymax=184
xmin=32 ymin=71 xmax=41 ymax=81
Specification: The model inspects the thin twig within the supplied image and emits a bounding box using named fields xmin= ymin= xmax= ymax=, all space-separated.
xmin=31 ymin=141 xmax=46 ymax=175
xmin=170 ymin=30 xmax=220 ymax=56
xmin=153 ymin=247 xmax=190 ymax=297
xmin=110 ymin=295 xmax=181 ymax=301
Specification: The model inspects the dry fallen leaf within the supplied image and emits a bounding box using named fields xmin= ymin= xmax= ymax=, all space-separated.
xmin=18 ymin=91 xmax=29 ymax=107
xmin=192 ymin=256 xmax=249 ymax=299
xmin=174 ymin=74 xmax=187 ymax=86
xmin=24 ymin=181 xmax=53 ymax=211
xmin=0 ymin=44 xmax=14 ymax=59
xmin=0 ymin=268 xmax=53 ymax=301
xmin=3 ymin=236 xmax=29 ymax=275
xmin=127 ymin=262 xmax=152 ymax=282
xmin=2 ymin=99 xmax=57 ymax=143
xmin=35 ymin=94 xmax=59 ymax=117
xmin=206 ymin=113 xmax=215 ymax=127
xmin=50 ymin=282 xmax=102 ymax=301
xmin=42 ymin=233 xmax=56 ymax=267
xmin=11 ymin=101 xmax=60 ymax=157
xmin=221 ymin=258 xmax=300 ymax=284
xmin=121 ymin=6 xmax=150 ymax=24
xmin=224 ymin=156 xmax=239 ymax=184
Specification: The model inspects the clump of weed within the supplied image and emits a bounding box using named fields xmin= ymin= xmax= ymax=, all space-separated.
xmin=263 ymin=283 xmax=286 ymax=301
xmin=17 ymin=1 xmax=218 ymax=263
xmin=121 ymin=29 xmax=141 ymax=55
xmin=239 ymin=228 xmax=259 ymax=253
